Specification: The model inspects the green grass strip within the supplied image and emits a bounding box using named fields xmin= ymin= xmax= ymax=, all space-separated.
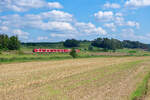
xmin=0 ymin=53 xmax=149 ymax=64
xmin=130 ymin=72 xmax=150 ymax=100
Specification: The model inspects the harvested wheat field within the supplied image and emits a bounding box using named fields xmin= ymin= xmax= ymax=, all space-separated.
xmin=1 ymin=57 xmax=150 ymax=100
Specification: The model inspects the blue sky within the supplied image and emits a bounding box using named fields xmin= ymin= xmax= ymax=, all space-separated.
xmin=0 ymin=0 xmax=150 ymax=43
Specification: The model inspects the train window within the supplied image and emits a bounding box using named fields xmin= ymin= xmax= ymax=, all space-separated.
xmin=47 ymin=49 xmax=49 ymax=52
xmin=42 ymin=49 xmax=46 ymax=52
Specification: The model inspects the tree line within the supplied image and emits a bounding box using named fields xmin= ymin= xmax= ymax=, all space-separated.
xmin=3 ymin=32 xmax=148 ymax=51
xmin=0 ymin=34 xmax=20 ymax=50
xmin=91 ymin=38 xmax=123 ymax=51
xmin=63 ymin=38 xmax=149 ymax=50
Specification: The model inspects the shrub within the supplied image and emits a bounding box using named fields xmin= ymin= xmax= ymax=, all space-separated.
xmin=143 ymin=54 xmax=149 ymax=56
xmin=70 ymin=48 xmax=77 ymax=58
xmin=88 ymin=46 xmax=93 ymax=51
xmin=129 ymin=50 xmax=136 ymax=54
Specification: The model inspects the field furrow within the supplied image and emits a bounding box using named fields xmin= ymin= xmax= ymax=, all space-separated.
xmin=0 ymin=56 xmax=150 ymax=100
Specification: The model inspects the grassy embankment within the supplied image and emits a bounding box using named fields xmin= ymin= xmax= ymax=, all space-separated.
xmin=130 ymin=72 xmax=150 ymax=100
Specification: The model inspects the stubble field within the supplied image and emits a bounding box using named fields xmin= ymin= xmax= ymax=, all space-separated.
xmin=1 ymin=56 xmax=150 ymax=100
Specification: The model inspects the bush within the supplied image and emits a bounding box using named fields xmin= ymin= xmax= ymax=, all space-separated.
xmin=129 ymin=50 xmax=136 ymax=54
xmin=88 ymin=45 xmax=93 ymax=51
xmin=70 ymin=48 xmax=77 ymax=58
xmin=143 ymin=54 xmax=149 ymax=56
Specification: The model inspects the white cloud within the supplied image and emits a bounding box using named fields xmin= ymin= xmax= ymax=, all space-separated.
xmin=114 ymin=18 xmax=140 ymax=28
xmin=0 ymin=12 xmax=106 ymax=36
xmin=113 ymin=13 xmax=125 ymax=26
xmin=50 ymin=33 xmax=75 ymax=38
xmin=104 ymin=23 xmax=116 ymax=31
xmin=0 ymin=14 xmax=25 ymax=28
xmin=23 ymin=10 xmax=73 ymax=22
xmin=0 ymin=0 xmax=63 ymax=12
xmin=41 ymin=10 xmax=73 ymax=22
xmin=14 ymin=0 xmax=45 ymax=8
xmin=40 ymin=21 xmax=75 ymax=31
xmin=114 ymin=16 xmax=125 ymax=26
xmin=120 ymin=29 xmax=150 ymax=43
xmin=126 ymin=21 xmax=140 ymax=28
xmin=104 ymin=3 xmax=120 ymax=9
xmin=0 ymin=9 xmax=108 ymax=41
xmin=49 ymin=22 xmax=107 ymax=39
xmin=115 ymin=13 xmax=123 ymax=17
xmin=48 ymin=2 xmax=63 ymax=9
xmin=0 ymin=10 xmax=74 ymax=32
xmin=94 ymin=11 xmax=125 ymax=24
xmin=0 ymin=25 xmax=29 ymax=39
xmin=94 ymin=11 xmax=140 ymax=29
xmin=94 ymin=11 xmax=126 ymax=27
xmin=75 ymin=22 xmax=107 ymax=35
xmin=28 ymin=21 xmax=75 ymax=32
xmin=0 ymin=12 xmax=75 ymax=41
xmin=13 ymin=29 xmax=29 ymax=39
xmin=24 ymin=14 xmax=42 ymax=21
xmin=0 ymin=26 xmax=9 ymax=32
xmin=37 ymin=36 xmax=48 ymax=41
xmin=94 ymin=11 xmax=114 ymax=22
xmin=125 ymin=0 xmax=150 ymax=7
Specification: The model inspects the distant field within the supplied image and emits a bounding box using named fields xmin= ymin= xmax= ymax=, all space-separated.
xmin=1 ymin=56 xmax=150 ymax=100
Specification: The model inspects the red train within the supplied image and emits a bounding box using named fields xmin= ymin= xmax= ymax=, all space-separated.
xmin=33 ymin=49 xmax=80 ymax=53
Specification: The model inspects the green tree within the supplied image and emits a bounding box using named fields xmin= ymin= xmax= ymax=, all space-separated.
xmin=0 ymin=44 xmax=2 ymax=50
xmin=0 ymin=34 xmax=9 ymax=50
xmin=8 ymin=36 xmax=20 ymax=50
xmin=91 ymin=37 xmax=123 ymax=51
xmin=0 ymin=49 xmax=2 ymax=54
xmin=63 ymin=39 xmax=80 ymax=48
xmin=70 ymin=48 xmax=77 ymax=58
xmin=102 ymin=38 xmax=111 ymax=51
xmin=91 ymin=38 xmax=103 ymax=47
xmin=110 ymin=38 xmax=123 ymax=51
